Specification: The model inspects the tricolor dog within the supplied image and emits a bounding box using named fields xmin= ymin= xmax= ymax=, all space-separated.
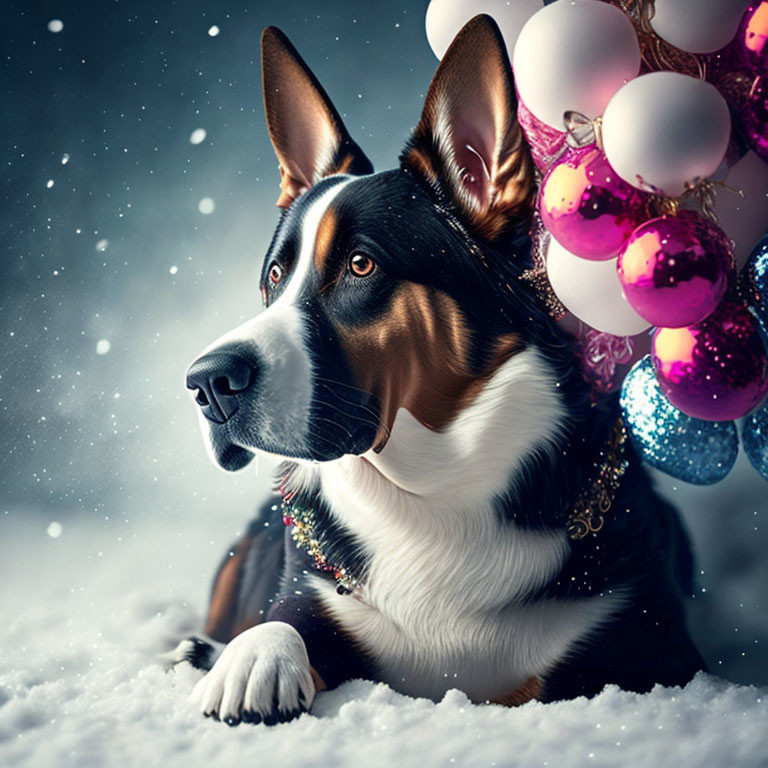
xmin=176 ymin=16 xmax=705 ymax=725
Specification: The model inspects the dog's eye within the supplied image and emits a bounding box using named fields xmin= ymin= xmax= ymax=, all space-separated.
xmin=349 ymin=253 xmax=375 ymax=278
xmin=268 ymin=263 xmax=283 ymax=284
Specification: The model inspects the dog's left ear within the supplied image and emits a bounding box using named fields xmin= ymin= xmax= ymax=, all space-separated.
xmin=402 ymin=15 xmax=535 ymax=242
xmin=261 ymin=27 xmax=373 ymax=208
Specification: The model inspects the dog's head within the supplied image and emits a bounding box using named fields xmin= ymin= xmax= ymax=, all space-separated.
xmin=187 ymin=16 xmax=551 ymax=471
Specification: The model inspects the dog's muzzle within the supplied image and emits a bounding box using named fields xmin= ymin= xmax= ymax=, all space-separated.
xmin=186 ymin=351 xmax=257 ymax=424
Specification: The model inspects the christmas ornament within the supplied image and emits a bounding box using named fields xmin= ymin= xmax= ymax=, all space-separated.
xmin=652 ymin=299 xmax=768 ymax=420
xmin=742 ymin=233 xmax=768 ymax=341
xmin=425 ymin=0 xmax=543 ymax=60
xmin=513 ymin=0 xmax=640 ymax=129
xmin=742 ymin=404 xmax=768 ymax=480
xmin=620 ymin=356 xmax=739 ymax=484
xmin=730 ymin=2 xmax=768 ymax=73
xmin=650 ymin=0 xmax=750 ymax=54
xmin=617 ymin=211 xmax=734 ymax=328
xmin=741 ymin=74 xmax=768 ymax=163
xmin=602 ymin=72 xmax=732 ymax=195
xmin=539 ymin=146 xmax=648 ymax=260
xmin=546 ymin=236 xmax=650 ymax=336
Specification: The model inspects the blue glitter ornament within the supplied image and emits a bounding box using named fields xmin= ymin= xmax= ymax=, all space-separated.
xmin=743 ymin=234 xmax=768 ymax=345
xmin=742 ymin=405 xmax=768 ymax=482
xmin=620 ymin=356 xmax=739 ymax=485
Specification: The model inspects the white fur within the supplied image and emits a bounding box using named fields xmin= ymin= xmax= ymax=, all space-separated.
xmin=305 ymin=348 xmax=623 ymax=702
xmin=193 ymin=179 xmax=352 ymax=457
xmin=190 ymin=622 xmax=315 ymax=721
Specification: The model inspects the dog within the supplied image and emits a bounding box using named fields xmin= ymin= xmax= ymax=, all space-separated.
xmin=175 ymin=15 xmax=705 ymax=726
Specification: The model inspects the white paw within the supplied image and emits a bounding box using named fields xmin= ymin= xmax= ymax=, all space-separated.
xmin=165 ymin=636 xmax=223 ymax=671
xmin=190 ymin=622 xmax=315 ymax=725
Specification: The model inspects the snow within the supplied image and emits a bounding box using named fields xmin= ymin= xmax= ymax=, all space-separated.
xmin=208 ymin=25 xmax=220 ymax=37
xmin=198 ymin=197 xmax=215 ymax=214
xmin=47 ymin=19 xmax=63 ymax=34
xmin=1 ymin=514 xmax=766 ymax=768
xmin=189 ymin=129 xmax=207 ymax=145
xmin=95 ymin=339 xmax=111 ymax=355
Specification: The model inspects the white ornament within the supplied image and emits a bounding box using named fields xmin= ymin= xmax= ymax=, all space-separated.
xmin=513 ymin=0 xmax=640 ymax=130
xmin=651 ymin=0 xmax=750 ymax=54
xmin=425 ymin=0 xmax=543 ymax=61
xmin=546 ymin=237 xmax=650 ymax=336
xmin=602 ymin=72 xmax=732 ymax=197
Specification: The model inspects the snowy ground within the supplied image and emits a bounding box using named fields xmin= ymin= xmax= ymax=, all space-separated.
xmin=1 ymin=502 xmax=767 ymax=768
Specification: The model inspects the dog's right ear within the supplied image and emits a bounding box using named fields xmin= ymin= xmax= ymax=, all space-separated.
xmin=261 ymin=27 xmax=373 ymax=208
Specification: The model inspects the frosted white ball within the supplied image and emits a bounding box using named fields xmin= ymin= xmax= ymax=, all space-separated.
xmin=651 ymin=0 xmax=750 ymax=54
xmin=602 ymin=72 xmax=732 ymax=197
xmin=546 ymin=237 xmax=650 ymax=336
xmin=513 ymin=0 xmax=640 ymax=130
xmin=425 ymin=0 xmax=543 ymax=60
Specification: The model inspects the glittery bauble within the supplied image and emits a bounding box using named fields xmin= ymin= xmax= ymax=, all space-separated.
xmin=620 ymin=356 xmax=738 ymax=484
xmin=742 ymin=404 xmax=768 ymax=480
xmin=652 ymin=300 xmax=768 ymax=421
xmin=730 ymin=2 xmax=768 ymax=73
xmin=539 ymin=146 xmax=647 ymax=261
xmin=742 ymin=233 xmax=768 ymax=341
xmin=617 ymin=212 xmax=734 ymax=328
xmin=742 ymin=74 xmax=768 ymax=163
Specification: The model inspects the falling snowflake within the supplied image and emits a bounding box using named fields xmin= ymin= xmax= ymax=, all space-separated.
xmin=96 ymin=339 xmax=111 ymax=355
xmin=46 ymin=179 xmax=54 ymax=189
xmin=189 ymin=128 xmax=207 ymax=145
xmin=208 ymin=25 xmax=220 ymax=37
xmin=47 ymin=19 xmax=63 ymax=33
xmin=61 ymin=153 xmax=70 ymax=165
xmin=169 ymin=265 xmax=178 ymax=275
xmin=198 ymin=197 xmax=215 ymax=215
xmin=47 ymin=521 xmax=63 ymax=538
xmin=95 ymin=238 xmax=109 ymax=252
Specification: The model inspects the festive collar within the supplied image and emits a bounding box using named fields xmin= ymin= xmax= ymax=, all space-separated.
xmin=279 ymin=417 xmax=629 ymax=596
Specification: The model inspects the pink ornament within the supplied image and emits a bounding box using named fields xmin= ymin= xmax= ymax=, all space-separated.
xmin=731 ymin=2 xmax=768 ymax=73
xmin=652 ymin=300 xmax=768 ymax=421
xmin=617 ymin=212 xmax=734 ymax=328
xmin=517 ymin=97 xmax=567 ymax=175
xmin=539 ymin=146 xmax=648 ymax=261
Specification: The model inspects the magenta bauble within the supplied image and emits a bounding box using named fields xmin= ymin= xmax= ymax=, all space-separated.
xmin=742 ymin=74 xmax=768 ymax=163
xmin=730 ymin=2 xmax=768 ymax=73
xmin=539 ymin=146 xmax=647 ymax=261
xmin=617 ymin=212 xmax=734 ymax=328
xmin=652 ymin=300 xmax=768 ymax=421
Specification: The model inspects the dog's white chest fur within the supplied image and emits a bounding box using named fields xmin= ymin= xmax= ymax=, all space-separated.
xmin=305 ymin=350 xmax=623 ymax=702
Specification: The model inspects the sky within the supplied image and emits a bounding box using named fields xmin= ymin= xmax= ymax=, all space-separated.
xmin=1 ymin=0 xmax=767 ymax=687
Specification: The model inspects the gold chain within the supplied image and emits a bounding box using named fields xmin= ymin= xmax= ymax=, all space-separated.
xmin=567 ymin=418 xmax=629 ymax=541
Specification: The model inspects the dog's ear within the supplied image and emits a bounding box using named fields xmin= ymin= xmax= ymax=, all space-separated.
xmin=261 ymin=27 xmax=373 ymax=208
xmin=401 ymin=15 xmax=535 ymax=242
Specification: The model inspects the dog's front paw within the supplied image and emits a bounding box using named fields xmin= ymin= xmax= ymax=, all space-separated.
xmin=190 ymin=622 xmax=315 ymax=726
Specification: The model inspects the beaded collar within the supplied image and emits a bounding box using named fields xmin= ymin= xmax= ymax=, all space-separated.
xmin=280 ymin=417 xmax=629 ymax=596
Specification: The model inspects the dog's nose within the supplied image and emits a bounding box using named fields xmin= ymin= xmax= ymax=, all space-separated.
xmin=186 ymin=352 xmax=256 ymax=424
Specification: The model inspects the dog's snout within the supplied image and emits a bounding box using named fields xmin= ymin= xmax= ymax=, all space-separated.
xmin=186 ymin=352 xmax=256 ymax=424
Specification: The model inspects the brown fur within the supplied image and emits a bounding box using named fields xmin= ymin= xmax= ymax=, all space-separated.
xmin=204 ymin=537 xmax=254 ymax=642
xmin=335 ymin=283 xmax=523 ymax=446
xmin=262 ymin=27 xmax=371 ymax=209
xmin=402 ymin=16 xmax=535 ymax=242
